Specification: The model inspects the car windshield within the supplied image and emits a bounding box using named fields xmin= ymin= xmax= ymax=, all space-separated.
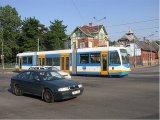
xmin=39 ymin=71 xmax=64 ymax=81
xmin=120 ymin=49 xmax=129 ymax=64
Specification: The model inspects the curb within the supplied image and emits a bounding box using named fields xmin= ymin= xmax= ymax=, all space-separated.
xmin=131 ymin=65 xmax=159 ymax=70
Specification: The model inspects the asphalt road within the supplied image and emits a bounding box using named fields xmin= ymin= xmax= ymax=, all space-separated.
xmin=0 ymin=66 xmax=159 ymax=119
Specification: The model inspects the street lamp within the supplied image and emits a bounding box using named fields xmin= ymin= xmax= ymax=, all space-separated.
xmin=37 ymin=27 xmax=42 ymax=52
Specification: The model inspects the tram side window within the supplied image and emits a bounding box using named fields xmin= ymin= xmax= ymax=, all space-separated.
xmin=90 ymin=53 xmax=100 ymax=63
xmin=46 ymin=58 xmax=52 ymax=66
xmin=22 ymin=57 xmax=27 ymax=64
xmin=110 ymin=51 xmax=120 ymax=64
xmin=28 ymin=56 xmax=32 ymax=64
xmin=80 ymin=54 xmax=89 ymax=64
xmin=120 ymin=49 xmax=129 ymax=64
xmin=22 ymin=56 xmax=32 ymax=64
xmin=53 ymin=57 xmax=60 ymax=66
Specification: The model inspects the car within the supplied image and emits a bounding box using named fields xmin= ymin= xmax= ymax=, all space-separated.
xmin=10 ymin=70 xmax=84 ymax=103
xmin=28 ymin=66 xmax=45 ymax=70
xmin=29 ymin=66 xmax=72 ymax=80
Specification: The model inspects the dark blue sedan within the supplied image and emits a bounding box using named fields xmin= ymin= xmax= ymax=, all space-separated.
xmin=10 ymin=70 xmax=84 ymax=103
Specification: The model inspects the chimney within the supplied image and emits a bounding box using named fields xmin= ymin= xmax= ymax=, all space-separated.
xmin=89 ymin=23 xmax=92 ymax=27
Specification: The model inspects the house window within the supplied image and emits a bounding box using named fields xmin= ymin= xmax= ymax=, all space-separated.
xmin=80 ymin=42 xmax=86 ymax=48
xmin=80 ymin=32 xmax=85 ymax=38
xmin=99 ymin=33 xmax=104 ymax=40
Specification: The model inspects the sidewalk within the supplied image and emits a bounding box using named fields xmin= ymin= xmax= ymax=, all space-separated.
xmin=131 ymin=64 xmax=159 ymax=70
xmin=0 ymin=68 xmax=15 ymax=74
xmin=130 ymin=65 xmax=159 ymax=74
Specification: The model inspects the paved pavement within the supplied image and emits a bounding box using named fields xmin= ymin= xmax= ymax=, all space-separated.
xmin=0 ymin=66 xmax=159 ymax=119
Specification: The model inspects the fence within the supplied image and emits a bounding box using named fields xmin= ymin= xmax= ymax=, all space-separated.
xmin=0 ymin=63 xmax=15 ymax=68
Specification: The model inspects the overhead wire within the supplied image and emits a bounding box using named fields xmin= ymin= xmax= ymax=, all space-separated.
xmin=107 ymin=19 xmax=159 ymax=28
xmin=71 ymin=0 xmax=84 ymax=24
xmin=109 ymin=27 xmax=159 ymax=35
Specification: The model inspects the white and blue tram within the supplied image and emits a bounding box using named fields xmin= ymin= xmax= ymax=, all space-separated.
xmin=15 ymin=47 xmax=131 ymax=76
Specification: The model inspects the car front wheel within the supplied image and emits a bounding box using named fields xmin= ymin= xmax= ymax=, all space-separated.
xmin=43 ymin=89 xmax=54 ymax=103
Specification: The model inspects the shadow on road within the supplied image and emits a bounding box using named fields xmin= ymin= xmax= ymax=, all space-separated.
xmin=135 ymin=113 xmax=159 ymax=119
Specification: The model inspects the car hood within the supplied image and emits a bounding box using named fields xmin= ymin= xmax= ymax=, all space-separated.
xmin=44 ymin=79 xmax=79 ymax=88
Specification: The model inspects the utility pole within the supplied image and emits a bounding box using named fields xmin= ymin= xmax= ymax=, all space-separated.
xmin=0 ymin=18 xmax=4 ymax=73
xmin=37 ymin=38 xmax=39 ymax=52
xmin=1 ymin=33 xmax=4 ymax=73
xmin=134 ymin=37 xmax=136 ymax=68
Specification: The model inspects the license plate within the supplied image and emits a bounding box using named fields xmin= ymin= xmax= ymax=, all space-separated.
xmin=72 ymin=90 xmax=80 ymax=95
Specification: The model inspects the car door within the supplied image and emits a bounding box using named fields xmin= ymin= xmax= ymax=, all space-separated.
xmin=17 ymin=71 xmax=32 ymax=93
xmin=27 ymin=71 xmax=43 ymax=96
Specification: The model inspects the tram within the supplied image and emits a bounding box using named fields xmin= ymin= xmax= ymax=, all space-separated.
xmin=15 ymin=47 xmax=131 ymax=76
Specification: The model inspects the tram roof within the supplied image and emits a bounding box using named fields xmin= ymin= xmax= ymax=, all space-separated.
xmin=17 ymin=47 xmax=126 ymax=56
xmin=77 ymin=46 xmax=126 ymax=52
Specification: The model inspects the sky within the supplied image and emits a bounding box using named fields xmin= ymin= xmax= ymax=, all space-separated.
xmin=0 ymin=0 xmax=159 ymax=41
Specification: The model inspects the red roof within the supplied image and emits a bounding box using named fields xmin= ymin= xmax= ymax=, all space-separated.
xmin=79 ymin=25 xmax=104 ymax=36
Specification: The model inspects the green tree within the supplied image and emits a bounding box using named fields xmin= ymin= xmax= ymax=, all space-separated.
xmin=109 ymin=40 xmax=116 ymax=46
xmin=0 ymin=5 xmax=21 ymax=63
xmin=45 ymin=20 xmax=67 ymax=50
xmin=18 ymin=17 xmax=48 ymax=52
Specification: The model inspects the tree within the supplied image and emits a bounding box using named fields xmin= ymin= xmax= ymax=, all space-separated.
xmin=0 ymin=5 xmax=21 ymax=63
xmin=109 ymin=40 xmax=116 ymax=46
xmin=18 ymin=17 xmax=48 ymax=52
xmin=45 ymin=20 xmax=67 ymax=50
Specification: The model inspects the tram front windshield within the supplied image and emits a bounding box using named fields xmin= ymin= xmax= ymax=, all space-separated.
xmin=120 ymin=49 xmax=129 ymax=64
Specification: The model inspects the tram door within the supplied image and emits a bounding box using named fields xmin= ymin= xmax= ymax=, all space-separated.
xmin=60 ymin=54 xmax=70 ymax=72
xmin=101 ymin=51 xmax=108 ymax=75
xmin=38 ymin=54 xmax=45 ymax=66
xmin=19 ymin=56 xmax=22 ymax=70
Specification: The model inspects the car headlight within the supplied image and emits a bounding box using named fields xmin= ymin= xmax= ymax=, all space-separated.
xmin=78 ymin=84 xmax=83 ymax=88
xmin=58 ymin=87 xmax=70 ymax=92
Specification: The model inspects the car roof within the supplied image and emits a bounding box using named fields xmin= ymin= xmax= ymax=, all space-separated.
xmin=21 ymin=69 xmax=57 ymax=72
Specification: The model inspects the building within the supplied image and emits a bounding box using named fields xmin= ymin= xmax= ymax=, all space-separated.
xmin=70 ymin=23 xmax=109 ymax=49
xmin=117 ymin=30 xmax=159 ymax=67
xmin=117 ymin=29 xmax=137 ymax=46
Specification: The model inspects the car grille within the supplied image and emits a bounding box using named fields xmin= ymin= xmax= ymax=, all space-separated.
xmin=69 ymin=85 xmax=79 ymax=90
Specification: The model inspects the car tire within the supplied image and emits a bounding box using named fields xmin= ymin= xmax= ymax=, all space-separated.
xmin=43 ymin=89 xmax=54 ymax=103
xmin=14 ymin=85 xmax=22 ymax=96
